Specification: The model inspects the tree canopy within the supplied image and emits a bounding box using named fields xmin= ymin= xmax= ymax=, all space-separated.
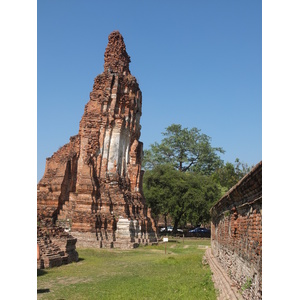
xmin=143 ymin=124 xmax=225 ymax=175
xmin=142 ymin=124 xmax=251 ymax=230
xmin=212 ymin=158 xmax=252 ymax=191
xmin=143 ymin=164 xmax=221 ymax=231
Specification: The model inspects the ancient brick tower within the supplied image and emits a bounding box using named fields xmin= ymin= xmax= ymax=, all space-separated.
xmin=37 ymin=31 xmax=157 ymax=248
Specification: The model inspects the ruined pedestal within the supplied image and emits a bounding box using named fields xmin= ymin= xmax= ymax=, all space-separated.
xmin=37 ymin=222 xmax=78 ymax=269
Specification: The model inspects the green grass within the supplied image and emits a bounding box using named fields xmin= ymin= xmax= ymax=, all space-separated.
xmin=37 ymin=238 xmax=216 ymax=300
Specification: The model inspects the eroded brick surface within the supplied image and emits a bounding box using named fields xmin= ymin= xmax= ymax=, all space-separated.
xmin=210 ymin=161 xmax=262 ymax=300
xmin=37 ymin=219 xmax=78 ymax=269
xmin=37 ymin=31 xmax=157 ymax=249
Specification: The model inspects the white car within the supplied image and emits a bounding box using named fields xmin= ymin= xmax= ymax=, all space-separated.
xmin=160 ymin=226 xmax=183 ymax=233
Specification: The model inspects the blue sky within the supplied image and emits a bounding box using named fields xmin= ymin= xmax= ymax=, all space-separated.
xmin=37 ymin=0 xmax=262 ymax=181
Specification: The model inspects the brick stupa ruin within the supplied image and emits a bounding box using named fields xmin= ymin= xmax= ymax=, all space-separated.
xmin=37 ymin=31 xmax=157 ymax=248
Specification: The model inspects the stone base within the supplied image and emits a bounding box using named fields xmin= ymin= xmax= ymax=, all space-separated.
xmin=70 ymin=232 xmax=101 ymax=248
xmin=70 ymin=218 xmax=157 ymax=249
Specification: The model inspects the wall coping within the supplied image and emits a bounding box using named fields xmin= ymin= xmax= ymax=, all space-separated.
xmin=211 ymin=160 xmax=262 ymax=216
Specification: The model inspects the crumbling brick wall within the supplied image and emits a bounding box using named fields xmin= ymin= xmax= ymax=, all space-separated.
xmin=210 ymin=161 xmax=262 ymax=300
xmin=37 ymin=219 xmax=78 ymax=269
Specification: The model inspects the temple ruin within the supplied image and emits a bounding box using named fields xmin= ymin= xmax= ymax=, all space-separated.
xmin=37 ymin=31 xmax=157 ymax=249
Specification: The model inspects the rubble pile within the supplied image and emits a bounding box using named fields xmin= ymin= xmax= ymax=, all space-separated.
xmin=37 ymin=220 xmax=78 ymax=269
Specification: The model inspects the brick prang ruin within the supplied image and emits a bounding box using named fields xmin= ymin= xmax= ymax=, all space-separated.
xmin=37 ymin=31 xmax=157 ymax=249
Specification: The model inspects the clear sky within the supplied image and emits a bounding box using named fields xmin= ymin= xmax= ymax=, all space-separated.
xmin=37 ymin=0 xmax=262 ymax=181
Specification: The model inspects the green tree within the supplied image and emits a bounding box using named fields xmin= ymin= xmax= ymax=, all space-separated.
xmin=143 ymin=164 xmax=174 ymax=229
xmin=143 ymin=165 xmax=221 ymax=232
xmin=212 ymin=162 xmax=239 ymax=191
xmin=212 ymin=159 xmax=252 ymax=194
xmin=142 ymin=124 xmax=251 ymax=229
xmin=234 ymin=158 xmax=252 ymax=179
xmin=143 ymin=124 xmax=225 ymax=175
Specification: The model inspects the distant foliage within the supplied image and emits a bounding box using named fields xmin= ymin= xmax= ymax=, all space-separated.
xmin=143 ymin=124 xmax=252 ymax=227
xmin=212 ymin=158 xmax=252 ymax=192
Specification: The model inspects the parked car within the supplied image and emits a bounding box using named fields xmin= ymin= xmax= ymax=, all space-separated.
xmin=160 ymin=226 xmax=183 ymax=233
xmin=188 ymin=227 xmax=211 ymax=237
xmin=160 ymin=226 xmax=173 ymax=232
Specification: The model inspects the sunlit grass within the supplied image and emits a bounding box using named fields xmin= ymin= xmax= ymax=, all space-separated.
xmin=37 ymin=238 xmax=216 ymax=300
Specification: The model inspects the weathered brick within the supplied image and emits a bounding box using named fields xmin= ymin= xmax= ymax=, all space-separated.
xmin=37 ymin=31 xmax=157 ymax=249
xmin=210 ymin=161 xmax=262 ymax=300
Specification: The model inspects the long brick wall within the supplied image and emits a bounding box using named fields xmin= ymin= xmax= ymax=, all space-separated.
xmin=210 ymin=161 xmax=262 ymax=300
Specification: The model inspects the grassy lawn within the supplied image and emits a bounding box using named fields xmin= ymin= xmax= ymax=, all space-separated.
xmin=37 ymin=238 xmax=216 ymax=300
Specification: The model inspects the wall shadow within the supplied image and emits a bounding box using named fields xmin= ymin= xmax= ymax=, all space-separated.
xmin=167 ymin=239 xmax=180 ymax=243
xmin=37 ymin=288 xmax=50 ymax=294
xmin=37 ymin=269 xmax=47 ymax=277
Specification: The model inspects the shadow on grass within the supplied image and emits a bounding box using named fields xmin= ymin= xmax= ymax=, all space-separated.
xmin=166 ymin=239 xmax=180 ymax=243
xmin=37 ymin=269 xmax=47 ymax=276
xmin=77 ymin=257 xmax=84 ymax=262
xmin=37 ymin=288 xmax=50 ymax=294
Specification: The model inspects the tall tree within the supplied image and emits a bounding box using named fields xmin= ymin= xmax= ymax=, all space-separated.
xmin=143 ymin=124 xmax=225 ymax=175
xmin=142 ymin=124 xmax=251 ymax=229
